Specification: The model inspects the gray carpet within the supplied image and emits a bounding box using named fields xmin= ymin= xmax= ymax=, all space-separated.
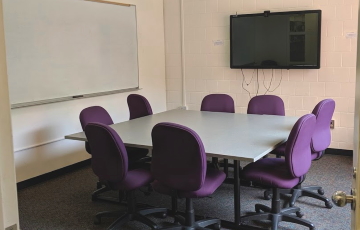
xmin=18 ymin=154 xmax=352 ymax=230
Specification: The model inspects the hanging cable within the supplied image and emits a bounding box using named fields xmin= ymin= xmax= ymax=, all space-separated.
xmin=267 ymin=69 xmax=283 ymax=93
xmin=242 ymin=69 xmax=256 ymax=85
xmin=241 ymin=69 xmax=253 ymax=99
xmin=263 ymin=69 xmax=274 ymax=95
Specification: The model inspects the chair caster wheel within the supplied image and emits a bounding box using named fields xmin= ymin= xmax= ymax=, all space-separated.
xmin=296 ymin=211 xmax=304 ymax=218
xmin=174 ymin=215 xmax=183 ymax=225
xmin=94 ymin=218 xmax=101 ymax=225
xmin=96 ymin=182 xmax=102 ymax=189
xmin=156 ymin=212 xmax=167 ymax=218
xmin=325 ymin=201 xmax=333 ymax=209
xmin=264 ymin=190 xmax=272 ymax=200
xmin=318 ymin=188 xmax=324 ymax=195
xmin=213 ymin=223 xmax=221 ymax=230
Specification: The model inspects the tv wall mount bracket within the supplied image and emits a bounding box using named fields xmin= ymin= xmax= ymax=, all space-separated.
xmin=233 ymin=10 xmax=270 ymax=17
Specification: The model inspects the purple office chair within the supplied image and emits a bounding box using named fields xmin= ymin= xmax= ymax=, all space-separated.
xmin=247 ymin=95 xmax=285 ymax=116
xmin=85 ymin=122 xmax=166 ymax=230
xmin=247 ymin=95 xmax=285 ymax=160
xmin=126 ymin=94 xmax=153 ymax=167
xmin=127 ymin=94 xmax=153 ymax=120
xmin=79 ymin=106 xmax=150 ymax=201
xmin=267 ymin=99 xmax=335 ymax=209
xmin=80 ymin=106 xmax=114 ymax=155
xmin=201 ymin=94 xmax=235 ymax=113
xmin=151 ymin=122 xmax=226 ymax=230
xmin=240 ymin=114 xmax=316 ymax=230
xmin=201 ymin=94 xmax=235 ymax=174
xmin=80 ymin=106 xmax=149 ymax=164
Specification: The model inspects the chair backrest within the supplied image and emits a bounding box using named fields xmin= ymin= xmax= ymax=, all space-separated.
xmin=79 ymin=106 xmax=114 ymax=154
xmin=79 ymin=106 xmax=114 ymax=130
xmin=151 ymin=122 xmax=207 ymax=191
xmin=127 ymin=94 xmax=153 ymax=120
xmin=200 ymin=94 xmax=235 ymax=113
xmin=247 ymin=95 xmax=285 ymax=116
xmin=285 ymin=114 xmax=316 ymax=178
xmin=311 ymin=99 xmax=335 ymax=153
xmin=85 ymin=122 xmax=128 ymax=183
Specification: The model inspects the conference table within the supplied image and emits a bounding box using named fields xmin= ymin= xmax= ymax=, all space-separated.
xmin=65 ymin=109 xmax=298 ymax=229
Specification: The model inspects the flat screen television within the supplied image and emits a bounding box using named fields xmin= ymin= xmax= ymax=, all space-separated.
xmin=230 ymin=10 xmax=321 ymax=69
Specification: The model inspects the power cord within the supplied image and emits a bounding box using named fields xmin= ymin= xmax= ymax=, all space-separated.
xmin=242 ymin=69 xmax=284 ymax=98
xmin=262 ymin=69 xmax=283 ymax=94
xmin=241 ymin=69 xmax=256 ymax=99
xmin=262 ymin=69 xmax=273 ymax=94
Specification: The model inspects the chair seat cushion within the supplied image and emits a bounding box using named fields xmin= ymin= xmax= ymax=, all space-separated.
xmin=108 ymin=168 xmax=153 ymax=191
xmin=152 ymin=168 xmax=226 ymax=198
xmin=242 ymin=158 xmax=301 ymax=189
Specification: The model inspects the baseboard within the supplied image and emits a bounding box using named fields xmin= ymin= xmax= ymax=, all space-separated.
xmin=325 ymin=148 xmax=353 ymax=157
xmin=17 ymin=159 xmax=91 ymax=190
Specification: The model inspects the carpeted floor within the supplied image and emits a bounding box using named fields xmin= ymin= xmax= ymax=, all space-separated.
xmin=18 ymin=154 xmax=352 ymax=230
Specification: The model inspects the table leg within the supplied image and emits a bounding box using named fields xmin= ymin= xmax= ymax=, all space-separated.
xmin=212 ymin=157 xmax=219 ymax=169
xmin=234 ymin=160 xmax=240 ymax=227
xmin=224 ymin=159 xmax=229 ymax=178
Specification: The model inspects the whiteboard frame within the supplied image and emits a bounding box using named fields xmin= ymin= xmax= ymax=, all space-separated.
xmin=11 ymin=87 xmax=141 ymax=109
xmin=8 ymin=0 xmax=140 ymax=109
xmin=85 ymin=0 xmax=133 ymax=7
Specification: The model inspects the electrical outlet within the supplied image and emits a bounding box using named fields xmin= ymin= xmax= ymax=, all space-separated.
xmin=177 ymin=106 xmax=187 ymax=110
xmin=330 ymin=120 xmax=335 ymax=129
xmin=5 ymin=224 xmax=17 ymax=230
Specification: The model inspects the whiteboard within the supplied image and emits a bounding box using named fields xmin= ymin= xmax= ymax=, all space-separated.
xmin=3 ymin=0 xmax=139 ymax=108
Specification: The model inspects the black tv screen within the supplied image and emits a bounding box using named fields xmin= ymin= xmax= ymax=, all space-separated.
xmin=230 ymin=10 xmax=321 ymax=69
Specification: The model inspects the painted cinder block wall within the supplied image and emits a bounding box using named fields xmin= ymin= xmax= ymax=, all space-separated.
xmin=164 ymin=0 xmax=358 ymax=150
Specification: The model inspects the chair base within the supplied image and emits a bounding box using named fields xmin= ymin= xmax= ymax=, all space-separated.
xmin=240 ymin=211 xmax=314 ymax=230
xmin=160 ymin=198 xmax=221 ymax=230
xmin=159 ymin=219 xmax=220 ymax=230
xmin=92 ymin=185 xmax=125 ymax=203
xmin=263 ymin=185 xmax=333 ymax=209
xmin=243 ymin=188 xmax=315 ymax=230
xmin=95 ymin=208 xmax=167 ymax=230
xmin=94 ymin=190 xmax=167 ymax=230
xmin=92 ymin=172 xmax=152 ymax=204
xmin=289 ymin=186 xmax=333 ymax=209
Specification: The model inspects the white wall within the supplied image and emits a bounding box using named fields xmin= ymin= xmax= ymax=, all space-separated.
xmin=11 ymin=0 xmax=166 ymax=182
xmin=164 ymin=0 xmax=358 ymax=150
xmin=0 ymin=0 xmax=20 ymax=228
xmin=164 ymin=0 xmax=183 ymax=108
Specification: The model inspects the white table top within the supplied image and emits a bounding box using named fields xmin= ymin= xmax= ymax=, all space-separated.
xmin=65 ymin=109 xmax=298 ymax=162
